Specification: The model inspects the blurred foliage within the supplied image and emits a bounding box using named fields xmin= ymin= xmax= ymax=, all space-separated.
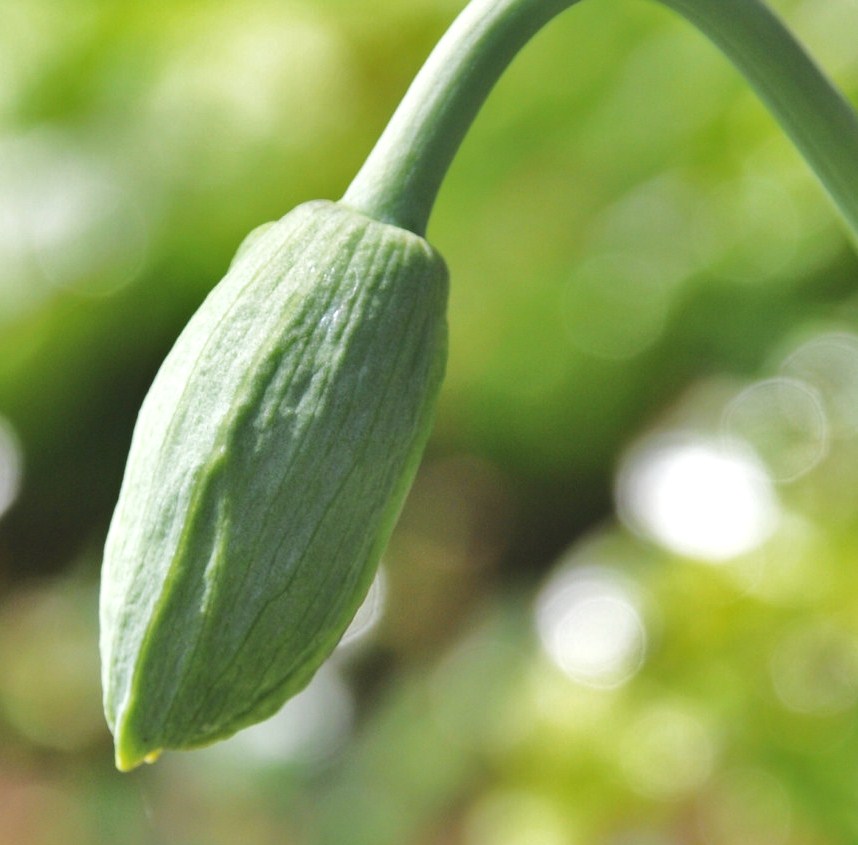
xmin=2 ymin=0 xmax=858 ymax=842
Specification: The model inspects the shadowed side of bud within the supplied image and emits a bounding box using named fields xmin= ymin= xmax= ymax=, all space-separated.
xmin=100 ymin=201 xmax=448 ymax=771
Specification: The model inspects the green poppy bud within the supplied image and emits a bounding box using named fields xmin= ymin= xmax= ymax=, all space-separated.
xmin=100 ymin=200 xmax=448 ymax=771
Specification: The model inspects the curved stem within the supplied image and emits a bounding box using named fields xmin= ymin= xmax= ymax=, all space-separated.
xmin=343 ymin=0 xmax=574 ymax=235
xmin=662 ymin=0 xmax=858 ymax=242
xmin=342 ymin=0 xmax=858 ymax=242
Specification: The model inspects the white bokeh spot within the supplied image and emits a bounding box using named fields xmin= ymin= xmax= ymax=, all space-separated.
xmin=618 ymin=434 xmax=779 ymax=563
xmin=536 ymin=565 xmax=645 ymax=689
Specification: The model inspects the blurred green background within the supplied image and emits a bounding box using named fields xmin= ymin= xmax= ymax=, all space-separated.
xmin=2 ymin=0 xmax=858 ymax=842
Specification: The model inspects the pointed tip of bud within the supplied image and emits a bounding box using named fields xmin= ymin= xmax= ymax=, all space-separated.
xmin=114 ymin=739 xmax=163 ymax=773
xmin=113 ymin=706 xmax=164 ymax=772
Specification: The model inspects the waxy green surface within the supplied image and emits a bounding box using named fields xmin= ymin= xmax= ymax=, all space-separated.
xmin=100 ymin=201 xmax=448 ymax=770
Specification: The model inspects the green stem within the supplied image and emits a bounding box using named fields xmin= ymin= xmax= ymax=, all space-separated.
xmin=662 ymin=0 xmax=858 ymax=240
xmin=342 ymin=0 xmax=858 ymax=242
xmin=343 ymin=0 xmax=573 ymax=235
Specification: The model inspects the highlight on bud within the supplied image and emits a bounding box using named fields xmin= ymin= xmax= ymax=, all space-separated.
xmin=100 ymin=201 xmax=448 ymax=771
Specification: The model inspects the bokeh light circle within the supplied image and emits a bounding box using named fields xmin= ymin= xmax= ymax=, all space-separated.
xmin=617 ymin=434 xmax=779 ymax=562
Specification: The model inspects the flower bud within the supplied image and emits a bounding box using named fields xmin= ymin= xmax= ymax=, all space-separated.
xmin=100 ymin=200 xmax=448 ymax=770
